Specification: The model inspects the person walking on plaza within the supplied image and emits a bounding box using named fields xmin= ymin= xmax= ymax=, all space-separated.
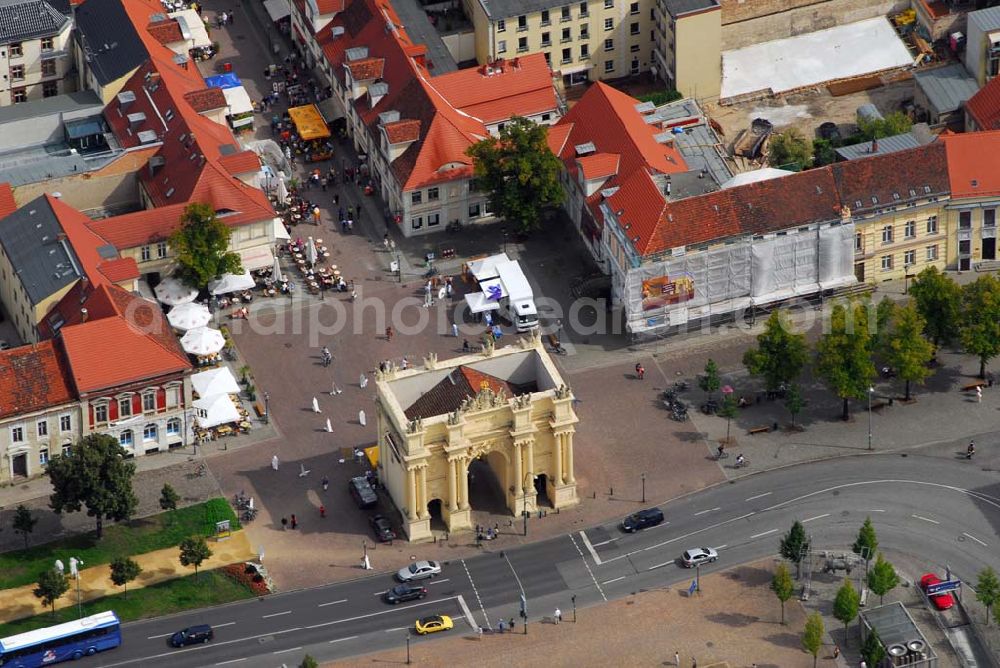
xmin=635 ymin=362 xmax=645 ymax=380
xmin=385 ymin=326 xmax=393 ymax=341
xmin=452 ymin=322 xmax=459 ymax=337
xmin=321 ymin=476 xmax=329 ymax=491
xmin=674 ymin=651 xmax=680 ymax=666
xmin=281 ymin=516 xmax=288 ymax=530
xmin=977 ymin=385 xmax=983 ymax=403
xmin=272 ymin=455 xmax=280 ymax=471
xmin=319 ymin=505 xmax=326 ymax=518
xmin=554 ymin=608 xmax=561 ymax=624
xmin=290 ymin=514 xmax=298 ymax=529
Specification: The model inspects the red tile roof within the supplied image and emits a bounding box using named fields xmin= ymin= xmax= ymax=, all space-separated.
xmin=347 ymin=57 xmax=385 ymax=81
xmin=218 ymin=150 xmax=262 ymax=175
xmin=184 ymin=88 xmax=228 ymax=112
xmin=0 ymin=341 xmax=76 ymax=419
xmin=88 ymin=203 xmax=186 ymax=247
xmin=940 ymin=130 xmax=1000 ymax=198
xmin=577 ymin=153 xmax=620 ymax=181
xmin=966 ymin=77 xmax=1000 ymax=131
xmin=316 ymin=0 xmax=345 ymax=14
xmin=546 ymin=123 xmax=572 ymax=156
xmin=384 ymin=119 xmax=421 ymax=144
xmin=98 ymin=257 xmax=140 ymax=283
xmin=403 ymin=365 xmax=534 ymax=419
xmin=831 ymin=142 xmax=949 ymax=207
xmin=47 ymin=195 xmax=119 ymax=287
xmin=0 ymin=182 xmax=15 ymax=218
xmin=430 ymin=53 xmax=557 ymax=124
xmin=147 ymin=18 xmax=183 ymax=44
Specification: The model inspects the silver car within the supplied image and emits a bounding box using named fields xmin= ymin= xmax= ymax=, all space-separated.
xmin=681 ymin=548 xmax=718 ymax=568
xmin=396 ymin=560 xmax=441 ymax=582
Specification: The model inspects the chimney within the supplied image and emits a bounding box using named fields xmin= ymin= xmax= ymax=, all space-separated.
xmin=80 ymin=308 xmax=89 ymax=323
xmin=666 ymin=180 xmax=671 ymax=196
xmin=871 ymin=137 xmax=878 ymax=153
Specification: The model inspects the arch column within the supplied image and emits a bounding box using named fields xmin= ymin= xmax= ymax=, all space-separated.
xmin=459 ymin=456 xmax=470 ymax=510
xmin=512 ymin=442 xmax=523 ymax=506
xmin=447 ymin=458 xmax=458 ymax=512
xmin=417 ymin=465 xmax=429 ymax=519
xmin=406 ymin=467 xmax=417 ymax=521
xmin=553 ymin=433 xmax=563 ymax=486
xmin=564 ymin=435 xmax=575 ymax=484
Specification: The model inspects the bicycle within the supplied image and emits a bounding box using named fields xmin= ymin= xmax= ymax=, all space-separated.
xmin=196 ymin=463 xmax=207 ymax=477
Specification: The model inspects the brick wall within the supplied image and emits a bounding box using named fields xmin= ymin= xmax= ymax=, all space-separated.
xmin=721 ymin=0 xmax=908 ymax=49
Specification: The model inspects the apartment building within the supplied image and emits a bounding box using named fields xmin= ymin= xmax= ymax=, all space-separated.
xmin=0 ymin=0 xmax=73 ymax=105
xmin=463 ymin=0 xmax=656 ymax=86
xmin=651 ymin=0 xmax=721 ymax=98
xmin=942 ymin=133 xmax=1000 ymax=269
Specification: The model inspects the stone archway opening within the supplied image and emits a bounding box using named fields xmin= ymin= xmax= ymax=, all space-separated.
xmin=466 ymin=454 xmax=507 ymax=515
xmin=426 ymin=499 xmax=447 ymax=533
xmin=535 ymin=473 xmax=554 ymax=508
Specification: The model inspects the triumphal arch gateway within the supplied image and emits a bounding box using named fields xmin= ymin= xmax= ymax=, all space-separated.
xmin=374 ymin=333 xmax=579 ymax=542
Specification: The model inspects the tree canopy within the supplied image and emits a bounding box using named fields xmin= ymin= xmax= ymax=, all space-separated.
xmin=852 ymin=516 xmax=879 ymax=562
xmin=908 ymin=266 xmax=961 ymax=348
xmin=802 ymin=612 xmax=824 ymax=668
xmin=13 ymin=504 xmax=37 ymax=549
xmin=34 ymin=568 xmax=69 ymax=615
xmin=466 ymin=116 xmax=564 ymax=234
xmin=858 ymin=110 xmax=912 ymax=141
xmin=976 ymin=566 xmax=1000 ymax=625
xmin=168 ymin=202 xmax=242 ymax=288
xmin=110 ymin=557 xmax=142 ymax=599
xmin=833 ymin=579 xmax=860 ymax=639
xmin=159 ymin=483 xmax=180 ymax=513
xmin=861 ymin=628 xmax=887 ymax=668
xmin=771 ymin=563 xmax=794 ymax=625
xmin=767 ymin=128 xmax=812 ymax=171
xmin=816 ymin=302 xmax=876 ymax=420
xmin=780 ymin=520 xmax=810 ymax=577
xmin=179 ymin=536 xmax=213 ymax=578
xmin=743 ymin=310 xmax=808 ymax=392
xmin=867 ymin=553 xmax=900 ymax=605
xmin=699 ymin=358 xmax=721 ymax=401
xmin=960 ymin=274 xmax=1000 ymax=379
xmin=48 ymin=433 xmax=137 ymax=539
xmin=881 ymin=301 xmax=934 ymax=400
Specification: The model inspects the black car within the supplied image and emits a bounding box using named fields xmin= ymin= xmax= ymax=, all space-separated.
xmin=383 ymin=583 xmax=428 ymax=604
xmin=170 ymin=625 xmax=213 ymax=647
xmin=369 ymin=514 xmax=396 ymax=542
xmin=621 ymin=507 xmax=665 ymax=533
xmin=350 ymin=476 xmax=378 ymax=509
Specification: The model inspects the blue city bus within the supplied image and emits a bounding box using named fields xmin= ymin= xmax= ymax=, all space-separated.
xmin=0 ymin=611 xmax=122 ymax=667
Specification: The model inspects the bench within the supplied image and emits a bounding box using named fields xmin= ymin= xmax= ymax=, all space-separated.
xmin=748 ymin=425 xmax=770 ymax=435
xmin=253 ymin=402 xmax=266 ymax=418
xmin=962 ymin=381 xmax=987 ymax=392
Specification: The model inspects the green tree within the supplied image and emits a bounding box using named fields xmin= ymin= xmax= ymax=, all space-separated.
xmin=812 ymin=138 xmax=837 ymax=166
xmin=867 ymin=553 xmax=900 ymax=605
xmin=816 ymin=302 xmax=876 ymax=420
xmin=785 ymin=383 xmax=804 ymax=428
xmin=909 ymin=266 xmax=962 ymax=348
xmin=34 ymin=568 xmax=69 ymax=616
xmin=858 ymin=110 xmax=912 ymax=141
xmin=960 ymin=274 xmax=1000 ymax=379
xmin=852 ymin=516 xmax=879 ymax=565
xmin=12 ymin=504 xmax=37 ymax=549
xmin=637 ymin=90 xmax=682 ymax=106
xmin=976 ymin=566 xmax=1000 ymax=625
xmin=179 ymin=536 xmax=213 ymax=579
xmin=699 ymin=358 xmax=721 ymax=402
xmin=109 ymin=556 xmax=142 ymax=599
xmin=718 ymin=393 xmax=739 ymax=444
xmin=466 ymin=116 xmax=564 ymax=234
xmin=779 ymin=520 xmax=810 ymax=578
xmin=48 ymin=433 xmax=138 ymax=539
xmin=743 ymin=311 xmax=808 ymax=392
xmin=168 ymin=202 xmax=243 ymax=288
xmin=860 ymin=628 xmax=886 ymax=667
xmin=771 ymin=562 xmax=794 ymax=624
xmin=802 ymin=611 xmax=824 ymax=668
xmin=882 ymin=301 xmax=935 ymax=400
xmin=300 ymin=656 xmax=319 ymax=668
xmin=767 ymin=128 xmax=812 ymax=171
xmin=833 ymin=578 xmax=860 ymax=641
xmin=159 ymin=483 xmax=180 ymax=512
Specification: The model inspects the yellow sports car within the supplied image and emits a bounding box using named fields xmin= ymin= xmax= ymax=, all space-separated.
xmin=415 ymin=615 xmax=453 ymax=635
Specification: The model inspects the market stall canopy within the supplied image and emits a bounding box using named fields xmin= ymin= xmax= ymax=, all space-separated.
xmin=154 ymin=277 xmax=199 ymax=306
xmin=204 ymin=72 xmax=241 ymax=89
xmin=167 ymin=301 xmax=211 ymax=331
xmin=272 ymin=217 xmax=290 ymax=240
xmin=288 ymin=104 xmax=331 ymax=140
xmin=238 ymin=245 xmax=274 ymax=271
xmin=465 ymin=291 xmax=500 ymax=313
xmin=205 ymin=73 xmax=254 ymax=121
xmin=263 ymin=0 xmax=291 ymax=21
xmin=194 ymin=394 xmax=241 ymax=428
xmin=168 ymin=10 xmax=212 ymax=48
xmin=467 ymin=253 xmax=511 ymax=282
xmin=208 ymin=270 xmax=255 ymax=295
xmin=191 ymin=366 xmax=241 ymax=398
xmin=181 ymin=326 xmax=226 ymax=356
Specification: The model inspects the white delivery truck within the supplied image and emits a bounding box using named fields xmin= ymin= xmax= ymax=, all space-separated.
xmin=495 ymin=260 xmax=539 ymax=332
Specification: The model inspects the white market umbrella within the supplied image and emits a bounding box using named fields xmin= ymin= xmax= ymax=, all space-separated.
xmin=167 ymin=302 xmax=211 ymax=331
xmin=193 ymin=394 xmax=241 ymax=428
xmin=276 ymin=175 xmax=289 ymax=203
xmin=208 ymin=271 xmax=255 ymax=295
xmin=181 ymin=326 xmax=226 ymax=356
xmin=312 ymin=396 xmax=321 ymax=413
xmin=325 ymin=418 xmax=332 ymax=432
xmin=306 ymin=237 xmax=318 ymax=266
xmin=273 ymin=255 xmax=284 ymax=284
xmin=155 ymin=277 xmax=199 ymax=306
xmin=191 ymin=366 xmax=240 ymax=397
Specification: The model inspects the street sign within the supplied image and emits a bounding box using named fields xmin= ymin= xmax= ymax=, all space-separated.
xmin=925 ymin=580 xmax=961 ymax=595
xmin=688 ymin=580 xmax=697 ymax=596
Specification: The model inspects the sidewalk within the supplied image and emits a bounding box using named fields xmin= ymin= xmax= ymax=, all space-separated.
xmin=0 ymin=531 xmax=253 ymax=623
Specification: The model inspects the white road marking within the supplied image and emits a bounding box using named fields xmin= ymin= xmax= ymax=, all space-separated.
xmin=329 ymin=636 xmax=358 ymax=644
xmin=601 ymin=576 xmax=626 ymax=585
xmin=963 ymin=532 xmax=988 ymax=547
xmin=802 ymin=514 xmax=830 ymax=523
xmin=913 ymin=514 xmax=940 ymax=525
xmin=868 ymin=509 xmax=886 ymax=512
xmin=214 ymin=659 xmax=245 ymax=666
xmin=597 ymin=512 xmax=755 ymax=563
xmin=262 ymin=610 xmax=292 ymax=619
xmin=460 ymin=560 xmax=490 ymax=628
xmin=578 ymin=530 xmax=602 ymax=565
xmin=745 ymin=492 xmax=772 ymax=502
xmin=750 ymin=529 xmax=778 ymax=539
xmin=712 ymin=545 xmax=727 ymax=551
xmin=648 ymin=560 xmax=674 ymax=570
xmin=694 ymin=507 xmax=721 ymax=516
xmin=272 ymin=647 xmax=301 ymax=654
xmin=457 ymin=594 xmax=477 ymax=630
xmin=304 ymin=596 xmax=459 ymax=631
xmin=147 ymin=633 xmax=172 ymax=639
xmin=319 ymin=599 xmax=348 ymax=607
xmin=569 ymin=533 xmax=608 ymax=601
xmin=426 ymin=578 xmax=451 ymax=586
xmin=214 ymin=622 xmax=236 ymax=629
xmin=591 ymin=537 xmax=620 ymax=547
xmin=384 ymin=627 xmax=409 ymax=633
xmin=95 ymin=626 xmax=305 ymax=667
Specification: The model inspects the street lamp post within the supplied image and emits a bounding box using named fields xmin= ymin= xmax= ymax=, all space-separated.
xmin=641 ymin=472 xmax=646 ymax=504
xmin=867 ymin=386 xmax=874 ymax=451
xmin=406 ymin=634 xmax=410 ymax=665
xmin=520 ymin=472 xmax=534 ymax=537
xmin=69 ymin=557 xmax=83 ymax=618
xmin=263 ymin=391 xmax=270 ymax=425
xmin=396 ymin=252 xmax=402 ymax=283
xmin=571 ymin=594 xmax=577 ymax=622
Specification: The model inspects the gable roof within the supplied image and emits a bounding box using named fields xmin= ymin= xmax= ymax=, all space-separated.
xmin=940 ymin=130 xmax=1000 ymax=199
xmin=430 ymin=53 xmax=557 ymax=124
xmin=403 ymin=365 xmax=534 ymax=419
xmin=218 ymin=150 xmax=262 ymax=176
xmin=0 ymin=341 xmax=75 ymax=419
xmin=74 ymin=0 xmax=148 ymax=86
xmin=0 ymin=0 xmax=69 ymax=45
xmin=965 ymin=75 xmax=1000 ymax=131
xmin=184 ymin=87 xmax=228 ymax=112
xmin=0 ymin=182 xmax=15 ymax=218
xmin=146 ymin=17 xmax=183 ymax=44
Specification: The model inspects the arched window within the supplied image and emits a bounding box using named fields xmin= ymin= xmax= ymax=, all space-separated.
xmin=166 ymin=418 xmax=181 ymax=436
xmin=143 ymin=424 xmax=158 ymax=442
xmin=119 ymin=430 xmax=133 ymax=447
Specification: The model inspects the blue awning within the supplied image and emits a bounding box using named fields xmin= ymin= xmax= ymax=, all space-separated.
xmin=204 ymin=73 xmax=241 ymax=89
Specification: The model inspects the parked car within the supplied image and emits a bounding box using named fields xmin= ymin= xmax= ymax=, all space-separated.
xmin=415 ymin=614 xmax=453 ymax=635
xmin=170 ymin=625 xmax=214 ymax=647
xmin=383 ymin=583 xmax=428 ymax=604
xmin=620 ymin=507 xmax=664 ymax=533
xmin=681 ymin=547 xmax=718 ymax=568
xmin=396 ymin=560 xmax=441 ymax=582
xmin=349 ymin=475 xmax=377 ymax=509
xmin=369 ymin=514 xmax=396 ymax=542
xmin=920 ymin=573 xmax=955 ymax=610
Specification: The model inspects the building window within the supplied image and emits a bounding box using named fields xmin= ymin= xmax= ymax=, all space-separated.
xmin=428 ymin=213 xmax=441 ymax=226
xmin=11 ymin=426 xmax=24 ymax=443
xmin=904 ymin=249 xmax=916 ymax=266
xmin=498 ymin=40 xmax=507 ymax=53
xmin=541 ymin=113 xmax=551 ymax=122
xmin=881 ymin=255 xmax=893 ymax=271
xmin=904 ymin=220 xmax=915 ymax=239
xmin=562 ymin=27 xmax=571 ymax=42
xmin=544 ymin=51 xmax=551 ymax=65
xmin=518 ymin=37 xmax=528 ymax=52
xmin=960 ymin=239 xmax=971 ymax=255
xmin=561 ymin=48 xmax=571 ymax=63
xmin=411 ymin=216 xmax=423 ymax=230
xmin=580 ymin=24 xmax=589 ymax=39
xmin=604 ymin=60 xmax=614 ymax=73
xmin=630 ymin=43 xmax=640 ymax=53
xmin=165 ymin=386 xmax=180 ymax=409
xmin=411 ymin=191 xmax=422 ymax=205
xmin=604 ymin=0 xmax=613 ymax=7
xmin=855 ymin=232 xmax=862 ymax=251
xmin=94 ymin=403 xmax=108 ymax=423
xmin=986 ymin=209 xmax=996 ymax=227
xmin=517 ymin=15 xmax=527 ymax=31
xmin=41 ymin=37 xmax=53 ymax=51
xmin=42 ymin=81 xmax=57 ymax=98
xmin=960 ymin=211 xmax=972 ymax=229
xmin=497 ymin=18 xmax=505 ymax=32
xmin=604 ymin=38 xmax=614 ymax=51
xmin=541 ymin=32 xmax=551 ymax=46
xmin=141 ymin=246 xmax=151 ymax=261
xmin=143 ymin=392 xmax=157 ymax=412
xmin=120 ymin=430 xmax=134 ymax=447
xmin=62 ymin=445 xmax=72 ymax=457
xmin=167 ymin=418 xmax=181 ymax=436
xmin=541 ymin=9 xmax=550 ymax=25
xmin=41 ymin=59 xmax=56 ymax=77
xmin=604 ymin=17 xmax=613 ymax=31
xmin=630 ymin=21 xmax=639 ymax=35
xmin=59 ymin=414 xmax=71 ymax=432
xmin=881 ymin=225 xmax=893 ymax=244
xmin=469 ymin=203 xmax=481 ymax=218
xmin=143 ymin=424 xmax=158 ymax=442
xmin=37 ymin=420 xmax=48 ymax=437
xmin=39 ymin=449 xmax=49 ymax=465
xmin=926 ymin=216 xmax=938 ymax=234
xmin=119 ymin=397 xmax=132 ymax=417
xmin=562 ymin=6 xmax=571 ymax=20
xmin=9 ymin=42 xmax=22 ymax=57
xmin=157 ymin=242 xmax=168 ymax=258
xmin=427 ymin=187 xmax=439 ymax=202
xmin=10 ymin=64 xmax=25 ymax=81
xmin=629 ymin=1 xmax=638 ymax=12
xmin=580 ymin=44 xmax=589 ymax=58
xmin=579 ymin=1 xmax=588 ymax=16
xmin=926 ymin=245 xmax=938 ymax=261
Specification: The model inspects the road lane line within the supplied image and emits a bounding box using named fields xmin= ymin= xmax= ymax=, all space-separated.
xmin=262 ymin=610 xmax=292 ymax=619
xmin=95 ymin=626 xmax=305 ymax=667
xmin=426 ymin=578 xmax=451 ymax=586
xmin=385 ymin=627 xmax=409 ymax=633
xmin=648 ymin=560 xmax=674 ymax=570
xmin=460 ymin=560 xmax=490 ymax=628
xmin=626 ymin=511 xmax=755 ymax=557
xmin=802 ymin=514 xmax=830 ymax=523
xmin=963 ymin=532 xmax=988 ymax=547
xmin=273 ymin=647 xmax=301 ymax=655
xmin=578 ymin=530 xmax=602 ymax=565
xmin=213 ymin=622 xmax=236 ymax=629
xmin=569 ymin=533 xmax=608 ymax=601
xmin=712 ymin=545 xmax=727 ymax=551
xmin=868 ymin=509 xmax=886 ymax=512
xmin=913 ymin=514 xmax=940 ymax=525
xmin=591 ymin=537 xmax=620 ymax=547
xmin=214 ymin=659 xmax=245 ymax=666
xmin=319 ymin=599 xmax=348 ymax=607
xmin=147 ymin=633 xmax=172 ymax=639
xmin=329 ymin=636 xmax=358 ymax=644
xmin=601 ymin=576 xmax=626 ymax=585
xmin=303 ymin=597 xmax=459 ymax=631
xmin=457 ymin=594 xmax=477 ymax=630
xmin=745 ymin=492 xmax=771 ymax=502
xmin=750 ymin=529 xmax=778 ymax=539
xmin=694 ymin=507 xmax=721 ymax=516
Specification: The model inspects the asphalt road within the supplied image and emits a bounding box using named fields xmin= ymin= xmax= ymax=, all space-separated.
xmin=79 ymin=449 xmax=1000 ymax=667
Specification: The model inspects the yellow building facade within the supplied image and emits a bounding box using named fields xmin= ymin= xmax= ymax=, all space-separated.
xmin=652 ymin=0 xmax=721 ymax=99
xmin=852 ymin=200 xmax=949 ymax=284
xmin=375 ymin=335 xmax=579 ymax=542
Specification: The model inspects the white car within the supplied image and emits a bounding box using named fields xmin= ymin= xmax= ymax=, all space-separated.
xmin=681 ymin=548 xmax=718 ymax=568
xmin=396 ymin=560 xmax=441 ymax=582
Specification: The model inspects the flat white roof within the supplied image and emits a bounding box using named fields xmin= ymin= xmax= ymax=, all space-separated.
xmin=721 ymin=18 xmax=913 ymax=100
xmin=467 ymin=253 xmax=511 ymax=282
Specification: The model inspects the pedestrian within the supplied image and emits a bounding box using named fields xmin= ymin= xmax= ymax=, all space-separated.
xmin=333 ymin=193 xmax=339 ymax=206
xmin=977 ymin=385 xmax=983 ymax=402
xmin=452 ymin=322 xmax=459 ymax=337
xmin=319 ymin=505 xmax=326 ymax=518
xmin=360 ymin=373 xmax=368 ymax=389
xmin=291 ymin=514 xmax=298 ymax=529
xmin=383 ymin=233 xmax=389 ymax=251
xmin=494 ymin=522 xmax=500 ymax=533
xmin=385 ymin=326 xmax=393 ymax=341
xmin=320 ymin=176 xmax=328 ymax=191
xmin=833 ymin=646 xmax=840 ymax=659
xmin=463 ymin=339 xmax=470 ymax=352
xmin=636 ymin=363 xmax=645 ymax=380
xmin=389 ymin=239 xmax=396 ymax=252
xmin=498 ymin=619 xmax=505 ymax=634
xmin=509 ymin=617 xmax=514 ymax=630
xmin=313 ymin=206 xmax=321 ymax=225
xmin=674 ymin=651 xmax=680 ymax=666
xmin=401 ymin=357 xmax=408 ymax=370
xmin=272 ymin=455 xmax=280 ymax=471
xmin=281 ymin=516 xmax=288 ymax=530
xmin=321 ymin=476 xmax=329 ymax=491
xmin=554 ymin=607 xmax=561 ymax=623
